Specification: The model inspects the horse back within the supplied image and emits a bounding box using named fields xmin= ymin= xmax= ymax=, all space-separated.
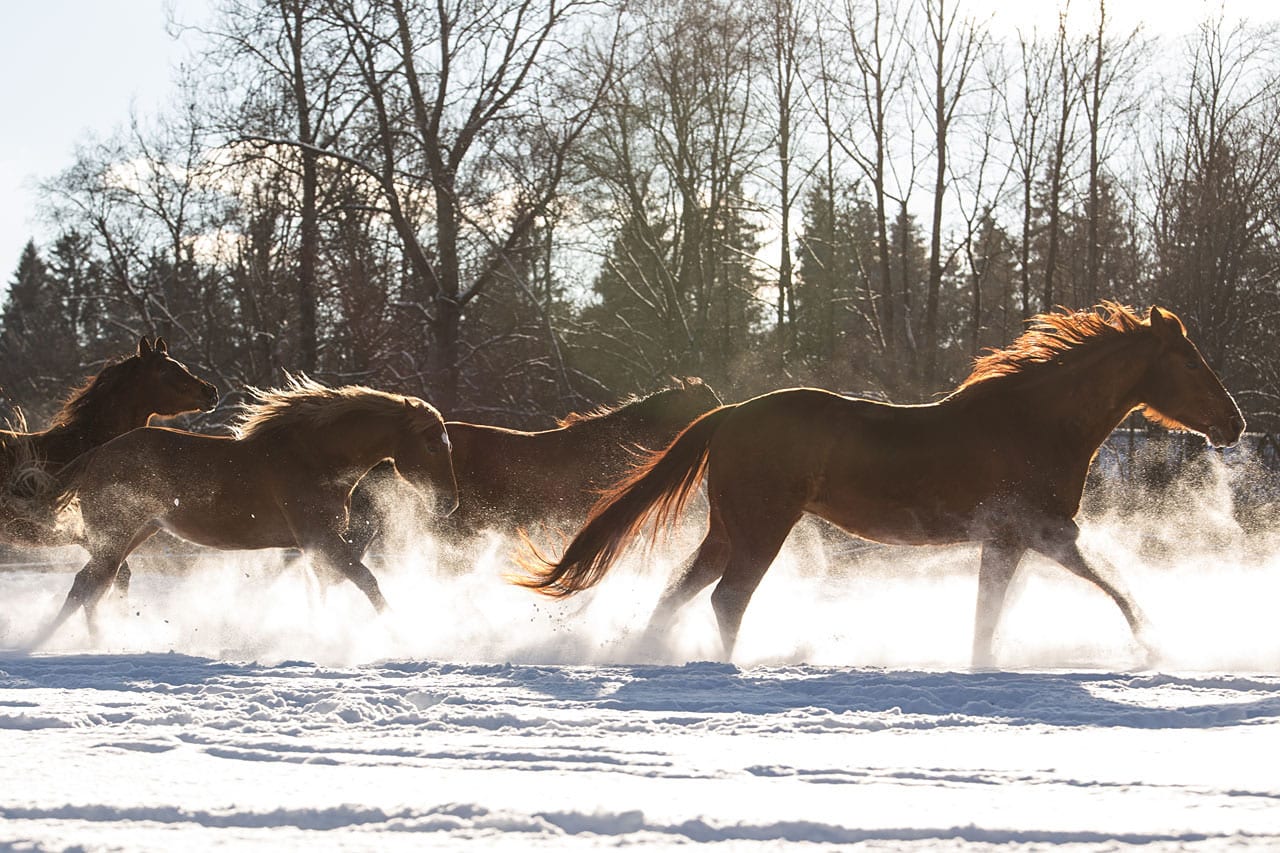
xmin=69 ymin=427 xmax=237 ymax=510
xmin=444 ymin=417 xmax=684 ymax=530
xmin=710 ymin=389 xmax=1070 ymax=545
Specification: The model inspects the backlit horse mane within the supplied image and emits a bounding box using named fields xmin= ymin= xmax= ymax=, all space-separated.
xmin=956 ymin=302 xmax=1163 ymax=395
xmin=556 ymin=378 xmax=712 ymax=428
xmin=235 ymin=375 xmax=441 ymax=440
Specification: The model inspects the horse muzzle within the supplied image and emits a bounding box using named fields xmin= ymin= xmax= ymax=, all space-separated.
xmin=1207 ymin=412 xmax=1246 ymax=448
xmin=434 ymin=492 xmax=460 ymax=518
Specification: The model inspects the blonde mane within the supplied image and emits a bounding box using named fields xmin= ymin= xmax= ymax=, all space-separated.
xmin=234 ymin=375 xmax=440 ymax=440
xmin=955 ymin=302 xmax=1162 ymax=395
xmin=556 ymin=379 xmax=716 ymax=428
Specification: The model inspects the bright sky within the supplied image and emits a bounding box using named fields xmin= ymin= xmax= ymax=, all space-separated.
xmin=0 ymin=0 xmax=207 ymax=278
xmin=0 ymin=0 xmax=1274 ymax=283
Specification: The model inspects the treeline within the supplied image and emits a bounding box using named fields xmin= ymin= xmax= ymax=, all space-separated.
xmin=3 ymin=0 xmax=1279 ymax=430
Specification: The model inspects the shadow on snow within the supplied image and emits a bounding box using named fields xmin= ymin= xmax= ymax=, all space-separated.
xmin=2 ymin=653 xmax=1278 ymax=730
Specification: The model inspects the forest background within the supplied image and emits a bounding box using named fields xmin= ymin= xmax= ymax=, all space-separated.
xmin=2 ymin=0 xmax=1278 ymax=440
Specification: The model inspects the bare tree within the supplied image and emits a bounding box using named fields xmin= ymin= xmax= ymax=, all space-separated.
xmin=830 ymin=0 xmax=916 ymax=389
xmin=300 ymin=0 xmax=615 ymax=410
xmin=1149 ymin=14 xmax=1280 ymax=427
xmin=42 ymin=102 xmax=230 ymax=379
xmin=1042 ymin=10 xmax=1085 ymax=311
xmin=761 ymin=0 xmax=812 ymax=366
xmin=919 ymin=0 xmax=982 ymax=388
xmin=575 ymin=0 xmax=766 ymax=391
xmin=1003 ymin=26 xmax=1056 ymax=318
xmin=951 ymin=47 xmax=1014 ymax=360
xmin=195 ymin=0 xmax=369 ymax=375
xmin=1079 ymin=0 xmax=1146 ymax=304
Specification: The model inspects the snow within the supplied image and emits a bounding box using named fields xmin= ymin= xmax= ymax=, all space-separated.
xmin=2 ymin=474 xmax=1280 ymax=850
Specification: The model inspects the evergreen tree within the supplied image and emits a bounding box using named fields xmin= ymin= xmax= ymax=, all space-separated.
xmin=0 ymin=242 xmax=80 ymax=421
xmin=572 ymin=212 xmax=682 ymax=395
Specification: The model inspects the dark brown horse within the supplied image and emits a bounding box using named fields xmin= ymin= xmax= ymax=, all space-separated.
xmin=0 ymin=336 xmax=218 ymax=546
xmin=518 ymin=305 xmax=1245 ymax=666
xmin=30 ymin=377 xmax=457 ymax=648
xmin=345 ymin=379 xmax=721 ymax=554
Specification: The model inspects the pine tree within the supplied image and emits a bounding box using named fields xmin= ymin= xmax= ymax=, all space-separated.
xmin=0 ymin=242 xmax=79 ymax=421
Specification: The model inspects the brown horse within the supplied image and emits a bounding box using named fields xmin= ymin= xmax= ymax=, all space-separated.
xmin=30 ymin=377 xmax=457 ymax=648
xmin=344 ymin=379 xmax=721 ymax=554
xmin=0 ymin=336 xmax=218 ymax=546
xmin=518 ymin=305 xmax=1245 ymax=666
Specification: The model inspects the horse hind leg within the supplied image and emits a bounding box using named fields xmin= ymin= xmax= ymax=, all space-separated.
xmin=708 ymin=505 xmax=803 ymax=661
xmin=102 ymin=524 xmax=159 ymax=617
xmin=641 ymin=512 xmax=732 ymax=646
xmin=972 ymin=541 xmax=1025 ymax=669
xmin=29 ymin=553 xmax=122 ymax=650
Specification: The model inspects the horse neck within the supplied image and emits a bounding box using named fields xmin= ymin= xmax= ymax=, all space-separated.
xmin=34 ymin=397 xmax=154 ymax=465
xmin=571 ymin=399 xmax=681 ymax=441
xmin=1019 ymin=335 xmax=1154 ymax=452
xmin=305 ymin=412 xmax=404 ymax=478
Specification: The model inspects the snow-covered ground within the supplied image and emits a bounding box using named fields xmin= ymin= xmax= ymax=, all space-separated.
xmin=2 ymin=477 xmax=1280 ymax=850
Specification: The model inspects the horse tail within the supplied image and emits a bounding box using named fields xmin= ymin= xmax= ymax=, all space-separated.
xmin=515 ymin=404 xmax=735 ymax=597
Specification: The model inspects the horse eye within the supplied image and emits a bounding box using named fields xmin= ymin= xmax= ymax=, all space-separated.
xmin=1184 ymin=359 xmax=1200 ymax=370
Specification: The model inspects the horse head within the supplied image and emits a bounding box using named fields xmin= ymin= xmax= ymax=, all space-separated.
xmin=652 ymin=378 xmax=722 ymax=428
xmin=1137 ymin=306 xmax=1245 ymax=447
xmin=128 ymin=336 xmax=219 ymax=419
xmin=391 ymin=398 xmax=459 ymax=517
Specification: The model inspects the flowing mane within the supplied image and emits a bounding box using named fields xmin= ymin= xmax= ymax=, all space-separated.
xmin=954 ymin=302 xmax=1161 ymax=395
xmin=47 ymin=357 xmax=139 ymax=429
xmin=556 ymin=379 xmax=716 ymax=428
xmin=235 ymin=375 xmax=440 ymax=440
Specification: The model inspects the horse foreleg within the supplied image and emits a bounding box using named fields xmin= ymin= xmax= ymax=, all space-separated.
xmin=342 ymin=480 xmax=381 ymax=561
xmin=973 ymin=541 xmax=1024 ymax=669
xmin=312 ymin=543 xmax=387 ymax=613
xmin=112 ymin=561 xmax=132 ymax=597
xmin=1036 ymin=525 xmax=1150 ymax=658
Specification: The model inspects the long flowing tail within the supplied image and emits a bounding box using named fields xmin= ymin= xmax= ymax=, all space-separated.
xmin=515 ymin=404 xmax=734 ymax=596
xmin=0 ymin=416 xmax=86 ymax=542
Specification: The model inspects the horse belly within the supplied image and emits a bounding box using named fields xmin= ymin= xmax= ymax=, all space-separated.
xmin=159 ymin=504 xmax=296 ymax=551
xmin=811 ymin=456 xmax=988 ymax=546
xmin=810 ymin=495 xmax=972 ymax=546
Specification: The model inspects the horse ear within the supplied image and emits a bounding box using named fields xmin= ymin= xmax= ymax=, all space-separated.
xmin=155 ymin=337 xmax=169 ymax=354
xmin=138 ymin=336 xmax=153 ymax=357
xmin=1149 ymin=306 xmax=1184 ymax=343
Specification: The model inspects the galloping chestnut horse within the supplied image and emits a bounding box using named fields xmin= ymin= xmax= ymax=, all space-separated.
xmin=344 ymin=379 xmax=721 ymax=554
xmin=30 ymin=377 xmax=457 ymax=648
xmin=0 ymin=336 xmax=218 ymax=546
xmin=518 ymin=305 xmax=1245 ymax=666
